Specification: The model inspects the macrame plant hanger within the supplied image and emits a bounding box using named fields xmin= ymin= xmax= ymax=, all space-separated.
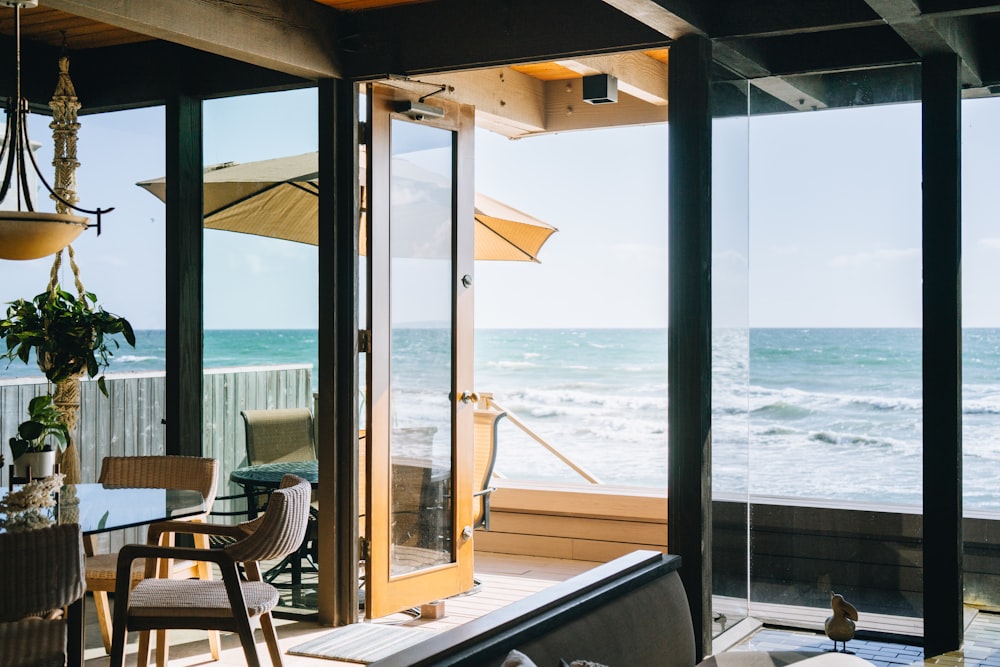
xmin=45 ymin=46 xmax=85 ymax=484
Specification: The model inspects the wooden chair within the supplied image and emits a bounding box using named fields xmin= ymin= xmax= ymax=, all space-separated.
xmin=84 ymin=455 xmax=220 ymax=663
xmin=0 ymin=523 xmax=86 ymax=667
xmin=110 ymin=474 xmax=313 ymax=667
xmin=473 ymin=408 xmax=505 ymax=531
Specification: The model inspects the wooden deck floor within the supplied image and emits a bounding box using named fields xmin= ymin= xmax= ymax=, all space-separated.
xmin=82 ymin=552 xmax=595 ymax=666
xmin=82 ymin=552 xmax=1000 ymax=667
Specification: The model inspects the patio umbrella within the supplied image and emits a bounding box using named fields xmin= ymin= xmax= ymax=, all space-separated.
xmin=136 ymin=152 xmax=557 ymax=262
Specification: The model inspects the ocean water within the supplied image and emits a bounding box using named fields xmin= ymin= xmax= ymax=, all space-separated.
xmin=4 ymin=327 xmax=1000 ymax=509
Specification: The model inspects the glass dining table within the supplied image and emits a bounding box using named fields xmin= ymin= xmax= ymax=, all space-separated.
xmin=2 ymin=482 xmax=207 ymax=667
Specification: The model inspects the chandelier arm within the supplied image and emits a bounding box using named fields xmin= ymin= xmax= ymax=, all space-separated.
xmin=16 ymin=102 xmax=35 ymax=211
xmin=0 ymin=106 xmax=16 ymax=205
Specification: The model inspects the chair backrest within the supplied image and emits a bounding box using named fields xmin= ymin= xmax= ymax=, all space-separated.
xmin=98 ymin=456 xmax=219 ymax=512
xmin=0 ymin=523 xmax=85 ymax=621
xmin=473 ymin=408 xmax=505 ymax=529
xmin=241 ymin=408 xmax=317 ymax=466
xmin=226 ymin=474 xmax=312 ymax=563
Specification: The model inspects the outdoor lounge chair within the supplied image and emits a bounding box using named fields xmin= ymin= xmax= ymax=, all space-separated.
xmin=0 ymin=523 xmax=86 ymax=667
xmin=473 ymin=408 xmax=505 ymax=531
xmin=241 ymin=408 xmax=317 ymax=466
xmin=85 ymin=455 xmax=220 ymax=661
xmin=109 ymin=474 xmax=312 ymax=667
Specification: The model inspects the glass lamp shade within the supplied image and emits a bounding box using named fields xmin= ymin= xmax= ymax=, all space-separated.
xmin=0 ymin=210 xmax=88 ymax=260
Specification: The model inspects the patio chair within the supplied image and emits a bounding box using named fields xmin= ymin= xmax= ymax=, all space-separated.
xmin=241 ymin=408 xmax=317 ymax=466
xmin=85 ymin=455 xmax=220 ymax=661
xmin=109 ymin=474 xmax=312 ymax=667
xmin=473 ymin=408 xmax=505 ymax=531
xmin=0 ymin=523 xmax=86 ymax=667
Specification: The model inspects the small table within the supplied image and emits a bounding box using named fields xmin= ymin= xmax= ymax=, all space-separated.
xmin=230 ymin=460 xmax=317 ymax=519
xmin=230 ymin=461 xmax=319 ymax=591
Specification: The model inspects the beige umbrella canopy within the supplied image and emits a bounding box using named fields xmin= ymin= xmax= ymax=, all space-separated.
xmin=136 ymin=152 xmax=557 ymax=262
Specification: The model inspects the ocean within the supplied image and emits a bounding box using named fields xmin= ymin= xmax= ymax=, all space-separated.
xmin=3 ymin=327 xmax=999 ymax=509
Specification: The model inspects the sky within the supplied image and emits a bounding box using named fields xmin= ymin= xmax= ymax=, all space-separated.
xmin=0 ymin=87 xmax=998 ymax=330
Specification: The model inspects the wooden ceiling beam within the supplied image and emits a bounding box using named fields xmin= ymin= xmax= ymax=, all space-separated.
xmin=39 ymin=0 xmax=342 ymax=79
xmin=555 ymin=52 xmax=669 ymax=104
xmin=595 ymin=0 xmax=707 ymax=38
xmin=339 ymin=0 xmax=670 ymax=80
xmin=538 ymin=79 xmax=667 ymax=136
xmin=864 ymin=0 xmax=984 ymax=85
xmin=410 ymin=67 xmax=548 ymax=138
xmin=0 ymin=38 xmax=309 ymax=113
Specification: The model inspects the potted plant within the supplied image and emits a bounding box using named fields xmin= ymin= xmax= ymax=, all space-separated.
xmin=0 ymin=286 xmax=135 ymax=395
xmin=1 ymin=285 xmax=134 ymax=483
xmin=8 ymin=395 xmax=70 ymax=479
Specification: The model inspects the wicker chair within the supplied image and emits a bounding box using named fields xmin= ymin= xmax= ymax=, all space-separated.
xmin=241 ymin=408 xmax=317 ymax=466
xmin=85 ymin=455 xmax=220 ymax=662
xmin=0 ymin=523 xmax=86 ymax=667
xmin=109 ymin=474 xmax=312 ymax=667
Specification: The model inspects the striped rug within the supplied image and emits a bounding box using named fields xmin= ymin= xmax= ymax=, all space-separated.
xmin=288 ymin=623 xmax=435 ymax=664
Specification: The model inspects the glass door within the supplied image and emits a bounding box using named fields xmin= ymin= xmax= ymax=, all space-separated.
xmin=365 ymin=83 xmax=476 ymax=618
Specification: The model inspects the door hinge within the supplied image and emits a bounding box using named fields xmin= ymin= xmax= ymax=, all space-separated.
xmin=357 ymin=329 xmax=371 ymax=353
xmin=358 ymin=121 xmax=368 ymax=146
xmin=359 ymin=536 xmax=370 ymax=561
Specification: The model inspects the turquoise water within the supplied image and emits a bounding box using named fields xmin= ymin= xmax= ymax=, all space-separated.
xmin=3 ymin=327 xmax=1000 ymax=508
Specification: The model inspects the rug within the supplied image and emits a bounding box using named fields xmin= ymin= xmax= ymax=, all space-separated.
xmin=288 ymin=623 xmax=435 ymax=664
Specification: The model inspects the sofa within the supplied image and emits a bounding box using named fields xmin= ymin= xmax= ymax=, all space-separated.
xmin=369 ymin=550 xmax=830 ymax=667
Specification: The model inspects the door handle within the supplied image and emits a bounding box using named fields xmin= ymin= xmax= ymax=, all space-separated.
xmin=460 ymin=392 xmax=479 ymax=405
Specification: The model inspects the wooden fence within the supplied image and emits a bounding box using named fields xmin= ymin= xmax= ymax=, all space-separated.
xmin=1 ymin=364 xmax=312 ymax=549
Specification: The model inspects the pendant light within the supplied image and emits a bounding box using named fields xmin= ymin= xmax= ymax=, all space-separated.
xmin=0 ymin=0 xmax=111 ymax=260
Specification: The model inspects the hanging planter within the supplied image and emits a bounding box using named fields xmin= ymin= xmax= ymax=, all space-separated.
xmin=1 ymin=282 xmax=134 ymax=483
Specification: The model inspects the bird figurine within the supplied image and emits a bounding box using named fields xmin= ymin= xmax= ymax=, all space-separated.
xmin=825 ymin=592 xmax=859 ymax=653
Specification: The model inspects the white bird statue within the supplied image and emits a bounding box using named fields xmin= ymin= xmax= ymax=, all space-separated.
xmin=825 ymin=592 xmax=858 ymax=653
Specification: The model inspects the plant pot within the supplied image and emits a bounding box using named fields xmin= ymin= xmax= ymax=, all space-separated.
xmin=12 ymin=449 xmax=57 ymax=479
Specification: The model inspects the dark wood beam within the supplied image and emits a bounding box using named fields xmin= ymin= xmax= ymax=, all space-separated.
xmin=922 ymin=52 xmax=963 ymax=659
xmin=339 ymin=0 xmax=670 ymax=80
xmin=597 ymin=0 xmax=708 ymax=37
xmin=0 ymin=37 xmax=310 ymax=114
xmin=725 ymin=25 xmax=918 ymax=78
xmin=164 ymin=92 xmax=203 ymax=457
xmin=316 ymin=77 xmax=361 ymax=627
xmin=865 ymin=1 xmax=983 ymax=85
xmin=41 ymin=0 xmax=342 ymax=79
xmin=710 ymin=0 xmax=883 ymax=39
xmin=668 ymin=34 xmax=712 ymax=663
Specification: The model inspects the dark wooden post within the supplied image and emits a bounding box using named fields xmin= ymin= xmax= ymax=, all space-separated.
xmin=316 ymin=77 xmax=360 ymax=626
xmin=164 ymin=92 xmax=203 ymax=457
xmin=922 ymin=53 xmax=963 ymax=658
xmin=668 ymin=34 xmax=713 ymax=661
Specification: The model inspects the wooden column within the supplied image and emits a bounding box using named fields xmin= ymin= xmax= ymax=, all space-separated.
xmin=316 ymin=77 xmax=360 ymax=626
xmin=922 ymin=53 xmax=963 ymax=658
xmin=164 ymin=92 xmax=203 ymax=457
xmin=668 ymin=34 xmax=713 ymax=661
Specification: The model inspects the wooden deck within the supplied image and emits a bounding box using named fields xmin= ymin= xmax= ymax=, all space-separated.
xmin=82 ymin=552 xmax=594 ymax=666
xmin=76 ymin=550 xmax=1000 ymax=667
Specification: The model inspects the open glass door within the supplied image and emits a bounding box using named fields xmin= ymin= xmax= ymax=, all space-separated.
xmin=365 ymin=83 xmax=475 ymax=618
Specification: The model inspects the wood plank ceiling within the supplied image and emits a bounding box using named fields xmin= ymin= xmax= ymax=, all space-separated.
xmin=0 ymin=1 xmax=997 ymax=138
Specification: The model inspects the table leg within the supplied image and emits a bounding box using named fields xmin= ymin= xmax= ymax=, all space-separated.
xmin=67 ymin=596 xmax=84 ymax=667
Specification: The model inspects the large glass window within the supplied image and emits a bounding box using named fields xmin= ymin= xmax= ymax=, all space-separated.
xmin=746 ymin=75 xmax=924 ymax=626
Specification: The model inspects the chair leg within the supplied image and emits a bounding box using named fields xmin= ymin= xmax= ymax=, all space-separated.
xmin=93 ymin=590 xmax=113 ymax=653
xmin=260 ymin=610 xmax=284 ymax=667
xmin=137 ymin=630 xmax=153 ymax=667
xmin=234 ymin=613 xmax=263 ymax=667
xmin=155 ymin=629 xmax=170 ymax=667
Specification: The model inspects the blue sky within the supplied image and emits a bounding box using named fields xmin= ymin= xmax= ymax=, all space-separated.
xmin=0 ymin=87 xmax=997 ymax=329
